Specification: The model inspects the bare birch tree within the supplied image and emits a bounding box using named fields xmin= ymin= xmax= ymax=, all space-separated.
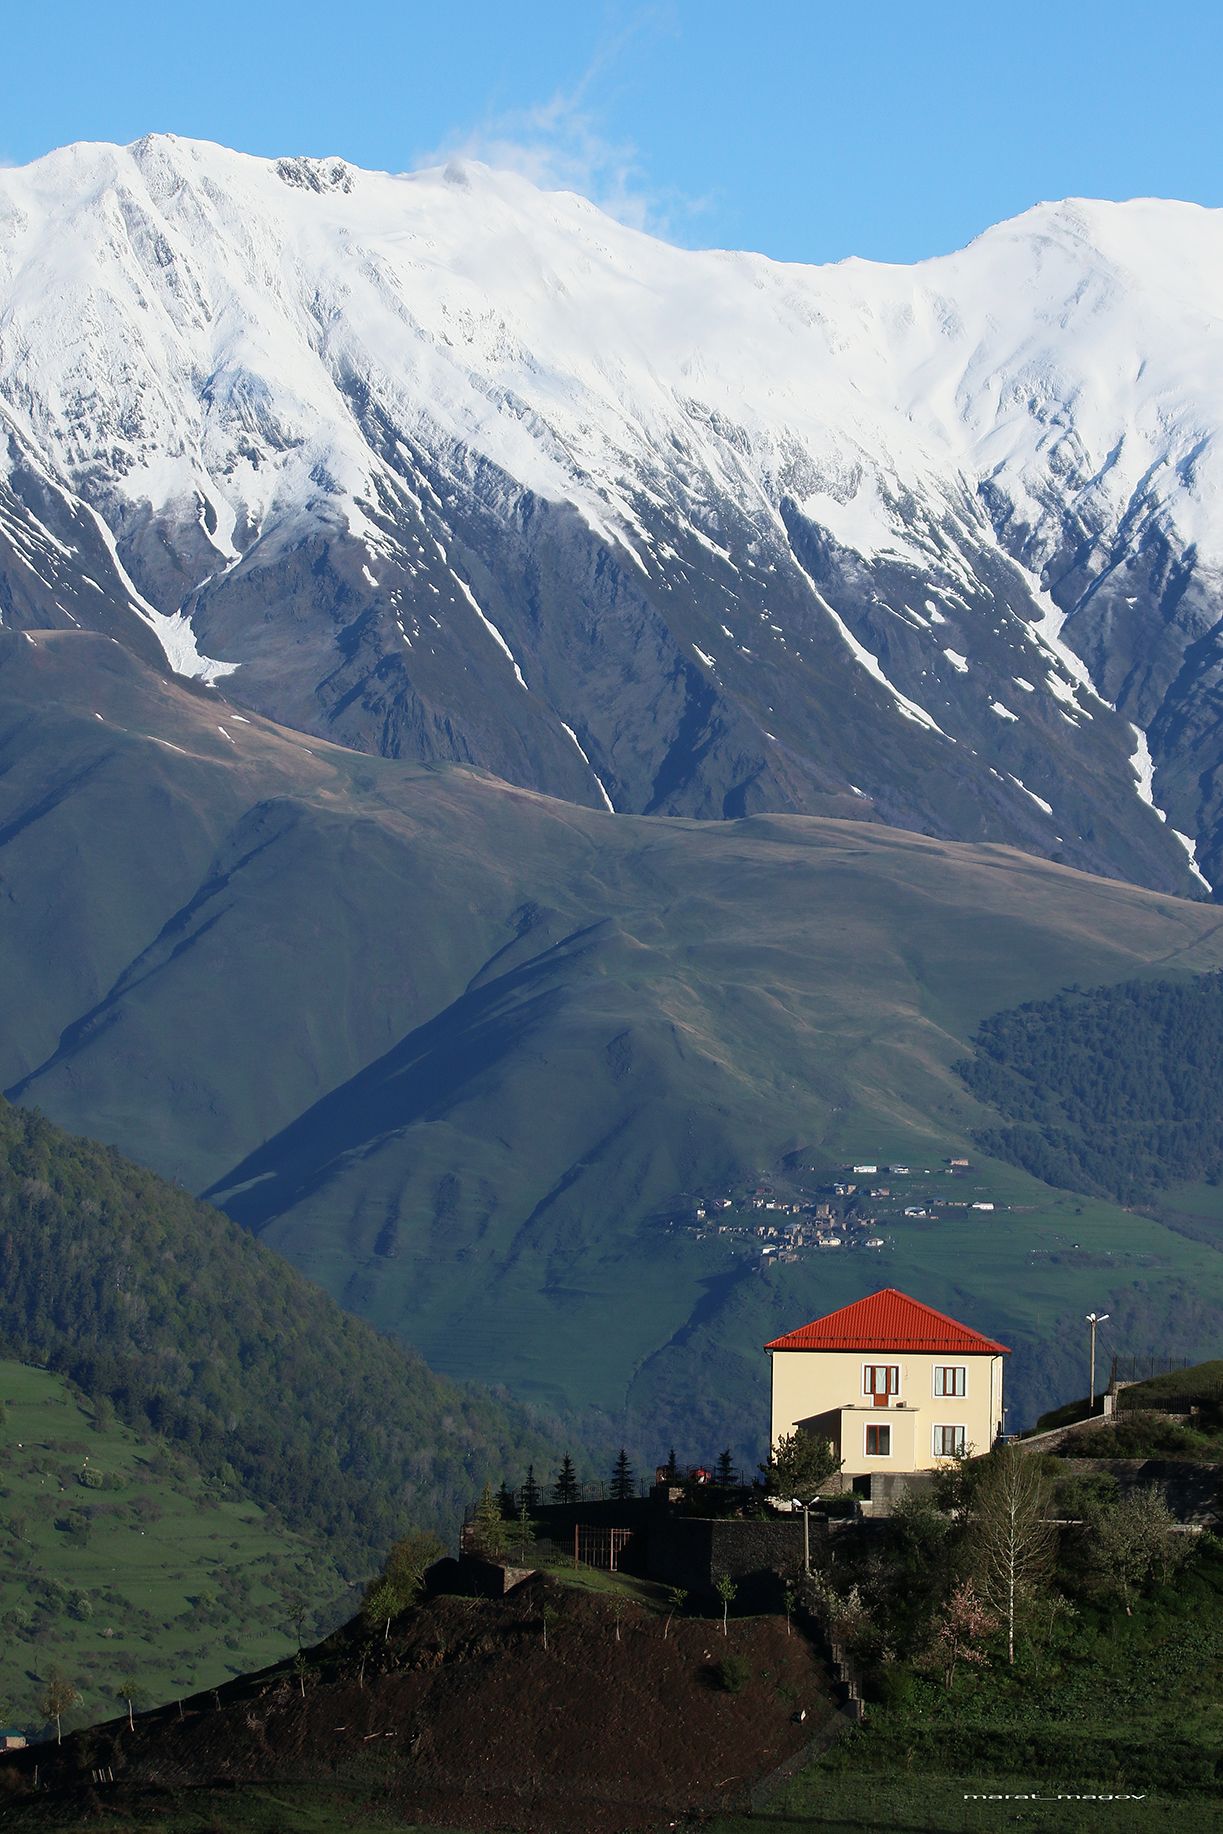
xmin=115 ymin=1673 xmax=144 ymax=1731
xmin=971 ymin=1445 xmax=1055 ymax=1664
xmin=39 ymin=1673 xmax=79 ymax=1745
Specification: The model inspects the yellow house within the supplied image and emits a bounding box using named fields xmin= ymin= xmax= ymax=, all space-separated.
xmin=766 ymin=1288 xmax=1008 ymax=1484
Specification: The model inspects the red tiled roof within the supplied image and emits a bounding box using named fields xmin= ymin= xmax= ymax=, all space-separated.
xmin=765 ymin=1288 xmax=1009 ymax=1355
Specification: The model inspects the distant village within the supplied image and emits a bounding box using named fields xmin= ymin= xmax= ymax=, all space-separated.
xmin=665 ymin=1156 xmax=1009 ymax=1262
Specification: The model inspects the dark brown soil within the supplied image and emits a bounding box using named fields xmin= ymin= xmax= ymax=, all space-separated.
xmin=9 ymin=1578 xmax=841 ymax=1832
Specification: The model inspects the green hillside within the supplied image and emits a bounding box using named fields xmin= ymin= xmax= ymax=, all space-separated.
xmin=714 ymin=1540 xmax=1223 ymax=1833
xmin=959 ymin=973 xmax=1223 ymax=1200
xmin=711 ymin=1431 xmax=1223 ymax=1834
xmin=0 ymin=1099 xmax=571 ymax=1574
xmin=7 ymin=1434 xmax=1223 ymax=1833
xmin=3 ymin=630 xmax=1223 ymax=1456
xmin=0 ymin=1360 xmax=341 ymax=1738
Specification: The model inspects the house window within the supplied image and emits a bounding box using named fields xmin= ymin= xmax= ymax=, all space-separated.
xmin=865 ymin=1424 xmax=891 ymax=1457
xmin=862 ymin=1364 xmax=900 ymax=1403
xmin=933 ymin=1425 xmax=966 ymax=1457
xmin=934 ymin=1366 xmax=966 ymax=1397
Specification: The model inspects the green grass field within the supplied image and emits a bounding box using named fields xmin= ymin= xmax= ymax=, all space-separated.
xmin=714 ymin=1773 xmax=1213 ymax=1833
xmin=713 ymin=1534 xmax=1223 ymax=1834
xmin=0 ymin=1362 xmax=349 ymax=1737
xmin=0 ymin=1783 xmax=435 ymax=1833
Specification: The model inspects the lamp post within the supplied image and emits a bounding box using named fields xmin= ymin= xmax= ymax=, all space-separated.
xmin=791 ymin=1497 xmax=815 ymax=1574
xmin=1086 ymin=1312 xmax=1110 ymax=1411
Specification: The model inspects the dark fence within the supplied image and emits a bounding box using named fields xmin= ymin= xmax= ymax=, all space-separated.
xmin=1111 ymin=1353 xmax=1190 ymax=1386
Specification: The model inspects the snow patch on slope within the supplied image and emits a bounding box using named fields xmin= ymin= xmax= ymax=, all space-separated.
xmin=789 ymin=553 xmax=950 ymax=738
xmin=80 ymin=503 xmax=235 ymax=682
xmin=1130 ymin=722 xmax=1212 ymax=888
xmin=452 ymin=572 xmax=527 ymax=690
xmin=559 ymin=720 xmax=614 ymax=812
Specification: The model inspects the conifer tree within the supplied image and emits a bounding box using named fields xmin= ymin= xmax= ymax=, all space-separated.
xmin=520 ymin=1463 xmax=541 ymax=1512
xmin=510 ymin=1496 xmax=534 ymax=1562
xmin=469 ymin=1482 xmax=509 ymax=1558
xmin=553 ymin=1453 xmax=579 ymax=1504
xmin=610 ymin=1447 xmax=635 ymax=1500
xmin=715 ymin=1448 xmax=737 ymax=1487
xmin=497 ymin=1481 xmax=516 ymax=1519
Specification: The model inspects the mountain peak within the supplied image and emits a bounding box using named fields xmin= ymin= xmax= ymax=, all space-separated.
xmin=0 ymin=138 xmax=1220 ymax=891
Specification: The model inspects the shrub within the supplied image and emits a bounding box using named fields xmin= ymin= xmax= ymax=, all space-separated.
xmin=1052 ymin=1471 xmax=1119 ymax=1521
xmin=871 ymin=1660 xmax=918 ymax=1709
xmin=715 ymin=1653 xmax=752 ymax=1694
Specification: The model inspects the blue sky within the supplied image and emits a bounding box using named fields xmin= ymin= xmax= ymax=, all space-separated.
xmin=5 ymin=0 xmax=1221 ymax=264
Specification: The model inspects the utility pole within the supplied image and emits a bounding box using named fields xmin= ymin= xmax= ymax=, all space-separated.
xmin=1086 ymin=1312 xmax=1109 ymax=1410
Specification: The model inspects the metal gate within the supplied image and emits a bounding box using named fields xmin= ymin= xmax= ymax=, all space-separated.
xmin=574 ymin=1523 xmax=632 ymax=1571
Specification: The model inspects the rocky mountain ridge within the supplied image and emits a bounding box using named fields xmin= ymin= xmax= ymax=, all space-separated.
xmin=1 ymin=137 xmax=1221 ymax=888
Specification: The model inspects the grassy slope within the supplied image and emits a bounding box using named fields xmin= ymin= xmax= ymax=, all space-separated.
xmin=712 ymin=1538 xmax=1223 ymax=1834
xmin=0 ymin=1787 xmax=429 ymax=1832
xmin=0 ymin=1361 xmax=344 ymax=1736
xmin=618 ymin=1156 xmax=1223 ymax=1458
xmin=0 ymin=1099 xmax=573 ymax=1573
xmin=2 ymin=631 xmax=1223 ymax=1458
xmin=11 ymin=1540 xmax=1223 ymax=1834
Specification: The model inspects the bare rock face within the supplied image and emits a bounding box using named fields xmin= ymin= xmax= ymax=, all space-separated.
xmin=2 ymin=136 xmax=1222 ymax=891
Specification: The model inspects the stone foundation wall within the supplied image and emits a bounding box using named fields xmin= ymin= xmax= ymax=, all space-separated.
xmin=643 ymin=1514 xmax=806 ymax=1590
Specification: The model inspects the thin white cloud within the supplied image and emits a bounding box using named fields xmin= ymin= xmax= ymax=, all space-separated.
xmin=413 ymin=12 xmax=707 ymax=240
xmin=420 ymin=86 xmax=657 ymax=228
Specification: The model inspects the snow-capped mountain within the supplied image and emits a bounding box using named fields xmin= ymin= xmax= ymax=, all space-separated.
xmin=2 ymin=134 xmax=1222 ymax=891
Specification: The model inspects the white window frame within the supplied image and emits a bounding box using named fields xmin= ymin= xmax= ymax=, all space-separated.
xmin=862 ymin=1362 xmax=900 ymax=1398
xmin=932 ymin=1424 xmax=967 ymax=1457
xmin=933 ymin=1365 xmax=967 ymax=1398
xmin=864 ymin=1422 xmax=892 ymax=1457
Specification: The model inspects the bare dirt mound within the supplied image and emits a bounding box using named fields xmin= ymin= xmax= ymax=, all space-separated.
xmin=8 ymin=1577 xmax=841 ymax=1831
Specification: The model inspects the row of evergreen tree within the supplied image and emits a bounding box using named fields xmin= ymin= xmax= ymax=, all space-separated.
xmin=495 ymin=1447 xmax=746 ymax=1515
